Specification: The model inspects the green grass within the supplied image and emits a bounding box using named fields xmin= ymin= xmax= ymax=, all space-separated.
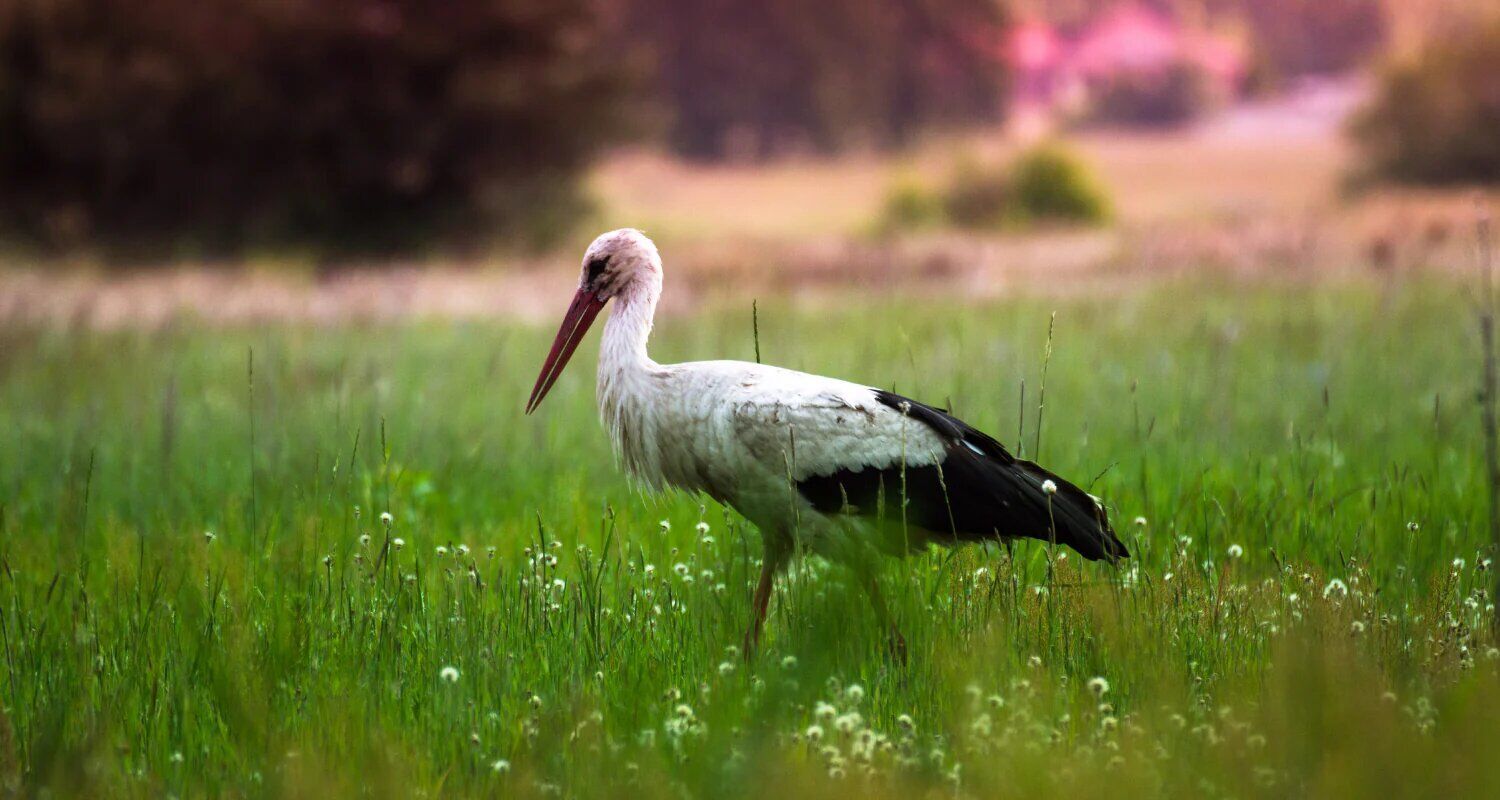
xmin=1 ymin=278 xmax=1498 ymax=797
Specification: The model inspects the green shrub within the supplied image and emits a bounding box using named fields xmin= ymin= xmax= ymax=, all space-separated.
xmin=1008 ymin=145 xmax=1111 ymax=225
xmin=1349 ymin=19 xmax=1500 ymax=186
xmin=876 ymin=147 xmax=1112 ymax=234
xmin=941 ymin=156 xmax=1011 ymax=231
xmin=0 ymin=0 xmax=636 ymax=257
xmin=876 ymin=174 xmax=945 ymax=233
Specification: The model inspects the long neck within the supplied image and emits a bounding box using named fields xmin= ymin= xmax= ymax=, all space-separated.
xmin=597 ymin=273 xmax=664 ymax=485
xmin=599 ymin=274 xmax=660 ymax=376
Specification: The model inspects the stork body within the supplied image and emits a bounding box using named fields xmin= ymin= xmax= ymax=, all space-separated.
xmin=529 ymin=229 xmax=1128 ymax=654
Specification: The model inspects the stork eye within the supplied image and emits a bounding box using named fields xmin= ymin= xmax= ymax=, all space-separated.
xmin=586 ymin=256 xmax=609 ymax=283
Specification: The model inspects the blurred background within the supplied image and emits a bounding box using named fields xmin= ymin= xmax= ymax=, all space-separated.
xmin=0 ymin=0 xmax=1496 ymax=322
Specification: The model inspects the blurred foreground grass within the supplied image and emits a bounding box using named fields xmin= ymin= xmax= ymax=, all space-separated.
xmin=1 ymin=278 xmax=1498 ymax=797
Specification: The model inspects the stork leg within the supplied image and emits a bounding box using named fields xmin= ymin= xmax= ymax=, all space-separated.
xmin=743 ymin=540 xmax=791 ymax=659
xmin=860 ymin=571 xmax=907 ymax=665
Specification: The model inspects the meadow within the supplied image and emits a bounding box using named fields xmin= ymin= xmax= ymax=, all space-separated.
xmin=2 ymin=276 xmax=1499 ymax=798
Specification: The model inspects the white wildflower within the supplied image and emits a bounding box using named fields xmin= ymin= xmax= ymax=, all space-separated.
xmin=491 ymin=759 xmax=511 ymax=774
xmin=380 ymin=512 xmax=393 ymax=527
xmin=1087 ymin=677 xmax=1110 ymax=697
xmin=1041 ymin=479 xmax=1058 ymax=496
xmin=1227 ymin=544 xmax=1244 ymax=559
xmin=440 ymin=666 xmax=460 ymax=683
xmin=1134 ymin=516 xmax=1148 ymax=527
xmin=1322 ymin=578 xmax=1348 ymax=599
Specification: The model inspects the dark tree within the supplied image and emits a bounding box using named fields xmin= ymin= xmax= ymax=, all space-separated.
xmin=624 ymin=0 xmax=1010 ymax=160
xmin=0 ymin=0 xmax=638 ymax=256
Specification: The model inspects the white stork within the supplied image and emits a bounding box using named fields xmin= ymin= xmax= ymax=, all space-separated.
xmin=527 ymin=229 xmax=1127 ymax=656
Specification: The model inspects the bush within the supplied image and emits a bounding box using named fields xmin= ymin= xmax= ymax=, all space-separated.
xmin=1083 ymin=61 xmax=1215 ymax=128
xmin=878 ymin=146 xmax=1111 ymax=234
xmin=876 ymin=174 xmax=945 ymax=234
xmin=1349 ymin=20 xmax=1500 ymax=186
xmin=940 ymin=155 xmax=1011 ymax=231
xmin=1008 ymin=145 xmax=1111 ymax=225
xmin=0 ymin=0 xmax=636 ymax=256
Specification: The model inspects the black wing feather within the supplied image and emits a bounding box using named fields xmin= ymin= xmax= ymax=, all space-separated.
xmin=796 ymin=390 xmax=1128 ymax=562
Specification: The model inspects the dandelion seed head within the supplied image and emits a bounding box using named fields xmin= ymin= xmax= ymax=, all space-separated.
xmin=440 ymin=666 xmax=460 ymax=683
xmin=392 ymin=538 xmax=406 ymax=550
xmin=203 ymin=531 xmax=216 ymax=543
xmin=491 ymin=759 xmax=511 ymax=774
xmin=1087 ymin=677 xmax=1110 ymax=697
xmin=1322 ymin=578 xmax=1348 ymax=599
xmin=1227 ymin=544 xmax=1244 ymax=559
xmin=781 ymin=655 xmax=799 ymax=670
xmin=1134 ymin=516 xmax=1148 ymax=527
xmin=805 ymin=724 xmax=824 ymax=742
xmin=380 ymin=512 xmax=393 ymax=527
xmin=1041 ymin=479 xmax=1057 ymax=495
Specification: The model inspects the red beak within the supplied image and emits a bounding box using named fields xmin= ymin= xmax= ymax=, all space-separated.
xmin=526 ymin=288 xmax=607 ymax=414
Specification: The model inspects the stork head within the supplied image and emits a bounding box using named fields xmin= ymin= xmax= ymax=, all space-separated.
xmin=578 ymin=228 xmax=661 ymax=300
xmin=526 ymin=229 xmax=661 ymax=414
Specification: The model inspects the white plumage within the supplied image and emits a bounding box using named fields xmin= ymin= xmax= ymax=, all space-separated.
xmin=528 ymin=229 xmax=1126 ymax=656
